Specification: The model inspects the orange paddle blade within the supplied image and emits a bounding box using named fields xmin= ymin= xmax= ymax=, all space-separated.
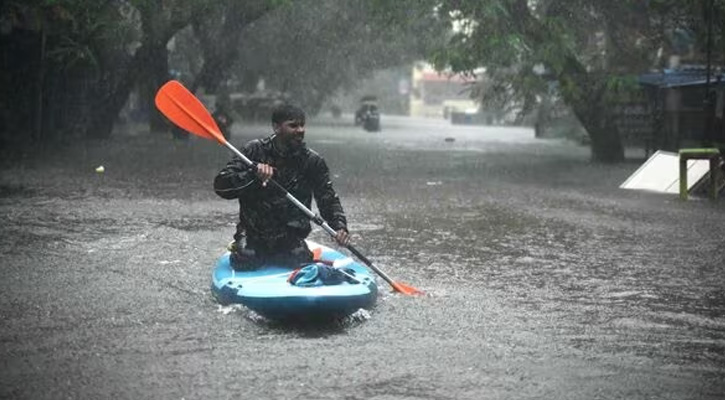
xmin=154 ymin=80 xmax=224 ymax=143
xmin=391 ymin=281 xmax=425 ymax=296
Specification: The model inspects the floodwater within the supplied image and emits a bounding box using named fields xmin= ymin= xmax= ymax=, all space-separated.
xmin=1 ymin=115 xmax=724 ymax=399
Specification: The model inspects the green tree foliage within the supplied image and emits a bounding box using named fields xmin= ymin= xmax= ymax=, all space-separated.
xmin=5 ymin=0 xmax=719 ymax=156
xmin=0 ymin=0 xmax=136 ymax=143
xmin=373 ymin=0 xmax=724 ymax=162
xmin=2 ymin=0 xmax=436 ymax=144
xmin=1 ymin=0 xmax=189 ymax=141
xmin=187 ymin=0 xmax=278 ymax=94
xmin=221 ymin=0 xmax=446 ymax=113
xmin=102 ymin=0 xmax=211 ymax=135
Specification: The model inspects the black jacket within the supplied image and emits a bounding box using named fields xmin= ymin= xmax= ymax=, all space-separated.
xmin=214 ymin=135 xmax=347 ymax=243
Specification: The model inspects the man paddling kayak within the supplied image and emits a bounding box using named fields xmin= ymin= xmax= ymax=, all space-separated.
xmin=214 ymin=104 xmax=350 ymax=270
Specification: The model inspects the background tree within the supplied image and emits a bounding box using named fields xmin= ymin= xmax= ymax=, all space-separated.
xmin=226 ymin=0 xmax=446 ymax=114
xmin=187 ymin=0 xmax=278 ymax=94
xmin=1 ymin=0 xmax=440 ymax=147
xmin=374 ymin=0 xmax=724 ymax=162
xmin=0 ymin=1 xmax=136 ymax=144
xmin=0 ymin=0 xmax=203 ymax=142
xmin=96 ymin=0 xmax=212 ymax=136
xmin=7 ymin=0 xmax=718 ymax=158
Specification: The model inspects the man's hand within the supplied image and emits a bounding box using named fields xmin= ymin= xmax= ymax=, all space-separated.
xmin=334 ymin=229 xmax=350 ymax=246
xmin=255 ymin=163 xmax=274 ymax=187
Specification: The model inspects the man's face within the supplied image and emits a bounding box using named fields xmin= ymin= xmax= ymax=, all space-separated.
xmin=274 ymin=119 xmax=306 ymax=149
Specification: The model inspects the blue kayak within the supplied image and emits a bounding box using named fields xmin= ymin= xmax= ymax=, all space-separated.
xmin=211 ymin=240 xmax=378 ymax=320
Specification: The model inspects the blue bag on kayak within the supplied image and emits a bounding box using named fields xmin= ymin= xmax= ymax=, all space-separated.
xmin=289 ymin=264 xmax=357 ymax=287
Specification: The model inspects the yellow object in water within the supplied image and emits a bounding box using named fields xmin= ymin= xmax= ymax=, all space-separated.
xmin=95 ymin=166 xmax=105 ymax=173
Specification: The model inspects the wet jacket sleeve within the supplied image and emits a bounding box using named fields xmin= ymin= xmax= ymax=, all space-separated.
xmin=213 ymin=143 xmax=260 ymax=200
xmin=310 ymin=156 xmax=347 ymax=232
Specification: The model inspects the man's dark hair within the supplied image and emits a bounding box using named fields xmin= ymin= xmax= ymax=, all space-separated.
xmin=271 ymin=104 xmax=306 ymax=125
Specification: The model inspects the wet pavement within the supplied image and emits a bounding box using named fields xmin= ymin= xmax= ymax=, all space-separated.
xmin=1 ymin=115 xmax=724 ymax=399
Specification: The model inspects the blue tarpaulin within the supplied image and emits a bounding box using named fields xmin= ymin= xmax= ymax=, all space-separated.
xmin=639 ymin=68 xmax=725 ymax=88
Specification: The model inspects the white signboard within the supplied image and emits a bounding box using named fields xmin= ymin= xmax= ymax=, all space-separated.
xmin=620 ymin=150 xmax=711 ymax=194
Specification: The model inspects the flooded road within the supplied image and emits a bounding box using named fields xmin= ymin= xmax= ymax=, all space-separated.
xmin=1 ymin=115 xmax=724 ymax=399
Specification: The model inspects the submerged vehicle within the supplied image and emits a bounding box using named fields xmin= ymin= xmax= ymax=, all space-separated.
xmin=354 ymin=96 xmax=381 ymax=132
xmin=211 ymin=240 xmax=378 ymax=321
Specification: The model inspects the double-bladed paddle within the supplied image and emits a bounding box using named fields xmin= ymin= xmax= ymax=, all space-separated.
xmin=155 ymin=80 xmax=424 ymax=296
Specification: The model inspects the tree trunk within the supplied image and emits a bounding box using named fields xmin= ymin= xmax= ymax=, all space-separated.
xmin=558 ymin=57 xmax=625 ymax=163
xmin=136 ymin=42 xmax=171 ymax=134
xmin=190 ymin=1 xmax=274 ymax=94
xmin=508 ymin=0 xmax=626 ymax=163
xmin=581 ymin=108 xmax=625 ymax=162
xmin=87 ymin=68 xmax=136 ymax=139
xmin=34 ymin=29 xmax=46 ymax=143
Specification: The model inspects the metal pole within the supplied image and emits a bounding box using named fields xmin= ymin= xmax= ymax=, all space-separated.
xmin=704 ymin=0 xmax=715 ymax=145
xmin=35 ymin=28 xmax=46 ymax=143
